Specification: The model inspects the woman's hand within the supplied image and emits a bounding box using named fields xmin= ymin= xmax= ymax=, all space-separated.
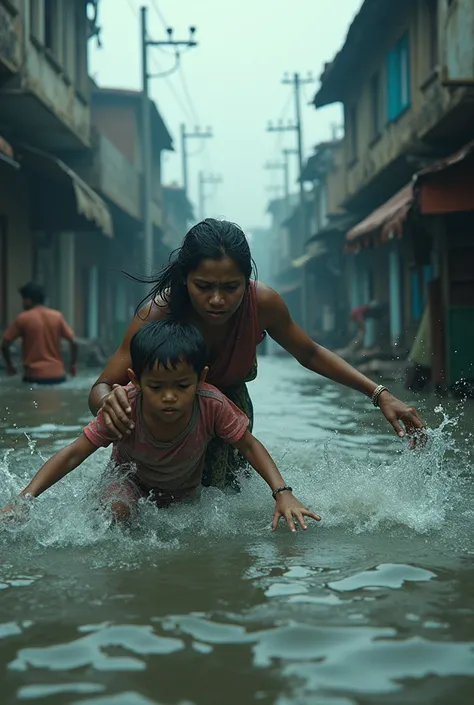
xmin=378 ymin=391 xmax=425 ymax=447
xmin=272 ymin=492 xmax=321 ymax=533
xmin=100 ymin=384 xmax=134 ymax=439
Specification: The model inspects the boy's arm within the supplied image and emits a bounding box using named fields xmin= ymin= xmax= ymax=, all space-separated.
xmin=233 ymin=430 xmax=321 ymax=532
xmin=19 ymin=434 xmax=98 ymax=499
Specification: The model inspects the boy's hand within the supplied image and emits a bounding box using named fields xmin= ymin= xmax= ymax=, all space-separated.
xmin=272 ymin=492 xmax=321 ymax=533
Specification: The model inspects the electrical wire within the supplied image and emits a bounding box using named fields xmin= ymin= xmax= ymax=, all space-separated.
xmin=150 ymin=55 xmax=195 ymax=121
xmin=124 ymin=0 xmax=138 ymax=19
xmin=147 ymin=0 xmax=202 ymax=127
xmin=177 ymin=64 xmax=200 ymax=126
xmin=150 ymin=0 xmax=169 ymax=32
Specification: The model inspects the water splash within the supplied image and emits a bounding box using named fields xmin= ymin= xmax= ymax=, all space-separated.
xmin=0 ymin=408 xmax=472 ymax=554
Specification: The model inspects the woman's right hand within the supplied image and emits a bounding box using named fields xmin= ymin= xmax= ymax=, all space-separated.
xmin=100 ymin=384 xmax=135 ymax=439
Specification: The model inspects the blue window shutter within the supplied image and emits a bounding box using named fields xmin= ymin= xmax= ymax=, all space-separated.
xmin=403 ymin=33 xmax=411 ymax=109
xmin=387 ymin=49 xmax=398 ymax=122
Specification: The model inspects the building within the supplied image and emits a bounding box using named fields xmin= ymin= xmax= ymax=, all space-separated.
xmin=313 ymin=0 xmax=474 ymax=388
xmin=162 ymin=185 xmax=194 ymax=253
xmin=0 ymin=2 xmax=176 ymax=355
xmin=301 ymin=140 xmax=355 ymax=347
xmin=73 ymin=86 xmax=174 ymax=346
xmin=0 ymin=0 xmax=112 ymax=336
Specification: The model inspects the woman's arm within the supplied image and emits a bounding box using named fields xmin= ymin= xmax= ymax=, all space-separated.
xmin=234 ymin=430 xmax=320 ymax=532
xmin=88 ymin=302 xmax=165 ymax=437
xmin=257 ymin=284 xmax=424 ymax=439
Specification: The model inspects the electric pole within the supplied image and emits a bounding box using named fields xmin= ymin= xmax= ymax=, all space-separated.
xmin=181 ymin=125 xmax=213 ymax=200
xmin=264 ymin=160 xmax=289 ymax=212
xmin=281 ymin=71 xmax=315 ymax=330
xmin=140 ymin=6 xmax=197 ymax=285
xmin=198 ymin=172 xmax=222 ymax=220
xmin=281 ymin=72 xmax=314 ymax=242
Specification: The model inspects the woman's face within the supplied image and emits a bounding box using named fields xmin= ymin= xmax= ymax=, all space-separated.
xmin=186 ymin=256 xmax=247 ymax=326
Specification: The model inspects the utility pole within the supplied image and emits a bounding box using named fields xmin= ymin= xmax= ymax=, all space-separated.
xmin=181 ymin=125 xmax=213 ymax=201
xmin=264 ymin=160 xmax=288 ymax=213
xmin=140 ymin=6 xmax=197 ymax=285
xmin=198 ymin=172 xmax=222 ymax=220
xmin=281 ymin=71 xmax=315 ymax=330
xmin=281 ymin=72 xmax=314 ymax=244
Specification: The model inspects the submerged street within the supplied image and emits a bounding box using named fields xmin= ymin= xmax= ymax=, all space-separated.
xmin=1 ymin=357 xmax=474 ymax=705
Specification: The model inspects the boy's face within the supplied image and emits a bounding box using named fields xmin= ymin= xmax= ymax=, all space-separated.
xmin=129 ymin=360 xmax=206 ymax=424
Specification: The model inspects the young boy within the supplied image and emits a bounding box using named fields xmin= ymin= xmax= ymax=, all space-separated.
xmin=2 ymin=320 xmax=320 ymax=532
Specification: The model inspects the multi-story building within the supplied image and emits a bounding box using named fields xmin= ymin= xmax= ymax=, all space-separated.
xmin=313 ymin=0 xmax=474 ymax=389
xmin=0 ymin=0 xmax=112 ymax=333
xmin=162 ymin=184 xmax=194 ymax=253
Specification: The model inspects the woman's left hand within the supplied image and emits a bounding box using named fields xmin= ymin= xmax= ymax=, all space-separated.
xmin=272 ymin=492 xmax=321 ymax=533
xmin=378 ymin=391 xmax=425 ymax=447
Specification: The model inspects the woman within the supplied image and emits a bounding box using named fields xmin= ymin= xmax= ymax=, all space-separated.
xmin=89 ymin=219 xmax=423 ymax=487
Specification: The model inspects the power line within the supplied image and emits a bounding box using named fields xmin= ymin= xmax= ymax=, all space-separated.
xmin=150 ymin=55 xmax=195 ymax=121
xmin=177 ymin=64 xmax=200 ymax=125
xmin=124 ymin=0 xmax=138 ymax=19
xmin=150 ymin=0 xmax=169 ymax=32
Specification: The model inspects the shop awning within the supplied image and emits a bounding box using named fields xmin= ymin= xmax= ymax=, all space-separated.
xmin=346 ymin=183 xmax=413 ymax=249
xmin=278 ymin=282 xmax=301 ymax=295
xmin=292 ymin=253 xmax=312 ymax=268
xmin=306 ymin=213 xmax=356 ymax=245
xmin=292 ymin=241 xmax=328 ymax=268
xmin=0 ymin=134 xmax=19 ymax=170
xmin=415 ymin=140 xmax=474 ymax=215
xmin=20 ymin=144 xmax=113 ymax=237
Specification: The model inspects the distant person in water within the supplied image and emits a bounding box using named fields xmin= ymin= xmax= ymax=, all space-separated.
xmin=1 ymin=320 xmax=320 ymax=532
xmin=349 ymin=301 xmax=388 ymax=350
xmin=88 ymin=219 xmax=424 ymax=490
xmin=1 ymin=283 xmax=77 ymax=384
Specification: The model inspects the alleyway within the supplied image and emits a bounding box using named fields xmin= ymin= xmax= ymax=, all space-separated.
xmin=1 ymin=357 xmax=473 ymax=704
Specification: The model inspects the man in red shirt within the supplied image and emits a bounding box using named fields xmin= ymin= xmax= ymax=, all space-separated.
xmin=1 ymin=282 xmax=77 ymax=384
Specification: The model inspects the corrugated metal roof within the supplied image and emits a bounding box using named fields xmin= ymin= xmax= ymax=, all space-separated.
xmin=346 ymin=183 xmax=413 ymax=244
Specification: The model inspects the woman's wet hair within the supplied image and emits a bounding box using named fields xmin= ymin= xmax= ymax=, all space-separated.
xmin=131 ymin=219 xmax=256 ymax=318
xmin=130 ymin=319 xmax=207 ymax=380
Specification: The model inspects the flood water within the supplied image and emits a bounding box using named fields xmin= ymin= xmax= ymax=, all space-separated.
xmin=1 ymin=356 xmax=474 ymax=705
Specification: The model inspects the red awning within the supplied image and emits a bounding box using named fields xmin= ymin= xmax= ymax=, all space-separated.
xmin=415 ymin=140 xmax=474 ymax=215
xmin=346 ymin=183 xmax=413 ymax=249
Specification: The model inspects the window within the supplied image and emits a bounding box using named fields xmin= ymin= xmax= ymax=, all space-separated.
xmin=74 ymin=1 xmax=88 ymax=94
xmin=427 ymin=0 xmax=439 ymax=72
xmin=348 ymin=103 xmax=358 ymax=163
xmin=30 ymin=0 xmax=44 ymax=40
xmin=370 ymin=72 xmax=382 ymax=140
xmin=387 ymin=33 xmax=411 ymax=122
xmin=44 ymin=0 xmax=60 ymax=57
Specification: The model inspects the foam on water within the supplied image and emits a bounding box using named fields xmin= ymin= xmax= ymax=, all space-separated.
xmin=0 ymin=406 xmax=472 ymax=556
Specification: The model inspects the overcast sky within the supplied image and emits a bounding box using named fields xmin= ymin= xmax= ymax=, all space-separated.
xmin=89 ymin=0 xmax=362 ymax=230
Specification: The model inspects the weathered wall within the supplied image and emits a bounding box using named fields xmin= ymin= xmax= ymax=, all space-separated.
xmin=92 ymin=105 xmax=140 ymax=170
xmin=0 ymin=163 xmax=33 ymax=325
xmin=342 ymin=0 xmax=474 ymax=203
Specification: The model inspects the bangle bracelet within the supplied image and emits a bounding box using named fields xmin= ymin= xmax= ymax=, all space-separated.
xmin=372 ymin=385 xmax=388 ymax=407
xmin=272 ymin=485 xmax=293 ymax=499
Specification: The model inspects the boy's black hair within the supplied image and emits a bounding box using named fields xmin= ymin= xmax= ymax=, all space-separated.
xmin=19 ymin=282 xmax=45 ymax=305
xmin=130 ymin=319 xmax=207 ymax=379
